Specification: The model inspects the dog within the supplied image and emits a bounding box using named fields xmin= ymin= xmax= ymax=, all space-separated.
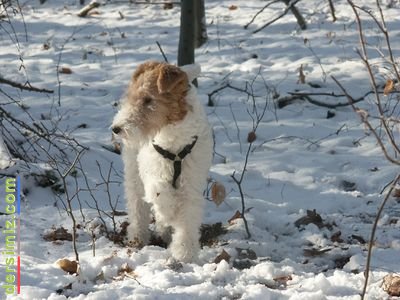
xmin=111 ymin=61 xmax=212 ymax=262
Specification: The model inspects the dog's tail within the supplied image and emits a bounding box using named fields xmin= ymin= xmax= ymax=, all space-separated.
xmin=180 ymin=64 xmax=201 ymax=83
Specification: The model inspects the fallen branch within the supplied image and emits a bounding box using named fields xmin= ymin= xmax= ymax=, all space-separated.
xmin=77 ymin=1 xmax=100 ymax=17
xmin=0 ymin=76 xmax=53 ymax=93
xmin=253 ymin=0 xmax=305 ymax=34
xmin=277 ymin=87 xmax=395 ymax=109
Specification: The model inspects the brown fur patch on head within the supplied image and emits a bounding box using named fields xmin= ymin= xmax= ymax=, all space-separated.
xmin=125 ymin=61 xmax=190 ymax=136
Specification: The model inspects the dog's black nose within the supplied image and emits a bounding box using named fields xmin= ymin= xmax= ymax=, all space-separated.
xmin=112 ymin=126 xmax=122 ymax=134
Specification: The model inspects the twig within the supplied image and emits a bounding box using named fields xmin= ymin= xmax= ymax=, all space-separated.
xmin=362 ymin=173 xmax=400 ymax=299
xmin=156 ymin=41 xmax=168 ymax=63
xmin=231 ymin=145 xmax=252 ymax=240
xmin=244 ymin=0 xmax=281 ymax=29
xmin=328 ymin=0 xmax=336 ymax=22
xmin=253 ymin=0 xmax=303 ymax=34
xmin=207 ymin=83 xmax=259 ymax=107
xmin=54 ymin=148 xmax=86 ymax=262
xmin=332 ymin=76 xmax=400 ymax=166
xmin=348 ymin=0 xmax=400 ymax=156
xmin=0 ymin=76 xmax=53 ymax=93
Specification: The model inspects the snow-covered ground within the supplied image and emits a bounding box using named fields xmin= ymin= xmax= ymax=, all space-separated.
xmin=1 ymin=0 xmax=400 ymax=299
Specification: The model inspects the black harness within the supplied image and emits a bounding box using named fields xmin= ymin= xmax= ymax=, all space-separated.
xmin=152 ymin=136 xmax=198 ymax=189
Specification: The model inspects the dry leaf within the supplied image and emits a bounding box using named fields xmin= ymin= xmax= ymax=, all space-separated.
xmin=393 ymin=188 xmax=400 ymax=198
xmin=228 ymin=5 xmax=238 ymax=10
xmin=382 ymin=273 xmax=400 ymax=296
xmin=351 ymin=234 xmax=366 ymax=244
xmin=211 ymin=182 xmax=226 ymax=206
xmin=119 ymin=262 xmax=134 ymax=274
xmin=228 ymin=210 xmax=242 ymax=224
xmin=56 ymin=258 xmax=78 ymax=274
xmin=59 ymin=67 xmax=72 ymax=74
xmin=297 ymin=64 xmax=306 ymax=84
xmin=273 ymin=275 xmax=293 ymax=287
xmin=330 ymin=231 xmax=343 ymax=243
xmin=43 ymin=227 xmax=72 ymax=241
xmin=214 ymin=249 xmax=231 ymax=264
xmin=247 ymin=131 xmax=256 ymax=143
xmin=114 ymin=263 xmax=138 ymax=280
xmin=294 ymin=209 xmax=324 ymax=228
xmin=163 ymin=3 xmax=173 ymax=9
xmin=383 ymin=79 xmax=395 ymax=96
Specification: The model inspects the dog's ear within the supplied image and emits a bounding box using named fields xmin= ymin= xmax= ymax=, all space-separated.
xmin=180 ymin=63 xmax=201 ymax=82
xmin=157 ymin=64 xmax=188 ymax=94
xmin=132 ymin=61 xmax=160 ymax=82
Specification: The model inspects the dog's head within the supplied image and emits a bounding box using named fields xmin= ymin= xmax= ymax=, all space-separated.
xmin=111 ymin=61 xmax=200 ymax=140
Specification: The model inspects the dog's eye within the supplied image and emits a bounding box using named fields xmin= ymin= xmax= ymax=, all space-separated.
xmin=143 ymin=96 xmax=153 ymax=105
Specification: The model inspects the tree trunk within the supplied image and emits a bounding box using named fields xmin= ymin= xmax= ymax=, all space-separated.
xmin=194 ymin=0 xmax=207 ymax=48
xmin=282 ymin=0 xmax=307 ymax=30
xmin=178 ymin=0 xmax=195 ymax=67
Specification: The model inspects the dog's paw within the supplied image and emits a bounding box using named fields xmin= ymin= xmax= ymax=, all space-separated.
xmin=169 ymin=239 xmax=200 ymax=263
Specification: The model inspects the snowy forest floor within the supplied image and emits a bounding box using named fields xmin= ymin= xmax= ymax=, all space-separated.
xmin=1 ymin=0 xmax=400 ymax=299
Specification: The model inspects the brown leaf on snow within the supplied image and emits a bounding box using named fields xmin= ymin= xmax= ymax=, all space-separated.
xmin=56 ymin=258 xmax=78 ymax=275
xmin=211 ymin=181 xmax=226 ymax=206
xmin=228 ymin=210 xmax=242 ymax=224
xmin=43 ymin=226 xmax=72 ymax=242
xmin=297 ymin=64 xmax=306 ymax=84
xmin=228 ymin=5 xmax=238 ymax=10
xmin=383 ymin=79 xmax=395 ymax=96
xmin=163 ymin=3 xmax=173 ymax=10
xmin=59 ymin=67 xmax=72 ymax=74
xmin=382 ymin=273 xmax=400 ymax=296
xmin=273 ymin=275 xmax=293 ymax=287
xmin=330 ymin=231 xmax=343 ymax=243
xmin=114 ymin=263 xmax=137 ymax=281
xmin=350 ymin=234 xmax=366 ymax=244
xmin=294 ymin=209 xmax=324 ymax=228
xmin=392 ymin=188 xmax=400 ymax=198
xmin=247 ymin=131 xmax=257 ymax=143
xmin=214 ymin=249 xmax=231 ymax=264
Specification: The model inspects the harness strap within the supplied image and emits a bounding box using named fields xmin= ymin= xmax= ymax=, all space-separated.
xmin=152 ymin=136 xmax=198 ymax=189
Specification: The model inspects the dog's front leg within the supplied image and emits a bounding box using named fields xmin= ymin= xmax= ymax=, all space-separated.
xmin=123 ymin=146 xmax=151 ymax=246
xmin=169 ymin=195 xmax=203 ymax=263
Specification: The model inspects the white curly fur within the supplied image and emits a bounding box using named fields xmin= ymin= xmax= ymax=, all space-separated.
xmin=112 ymin=62 xmax=212 ymax=262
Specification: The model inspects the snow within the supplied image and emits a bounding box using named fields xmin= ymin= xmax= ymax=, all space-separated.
xmin=0 ymin=0 xmax=400 ymax=299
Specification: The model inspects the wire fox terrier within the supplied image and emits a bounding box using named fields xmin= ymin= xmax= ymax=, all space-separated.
xmin=112 ymin=61 xmax=212 ymax=262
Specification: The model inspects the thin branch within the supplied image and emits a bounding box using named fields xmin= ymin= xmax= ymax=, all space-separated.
xmin=156 ymin=41 xmax=168 ymax=63
xmin=253 ymin=0 xmax=303 ymax=34
xmin=362 ymin=173 xmax=400 ymax=299
xmin=0 ymin=76 xmax=53 ymax=93
xmin=348 ymin=0 xmax=400 ymax=156
xmin=244 ymin=0 xmax=281 ymax=29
